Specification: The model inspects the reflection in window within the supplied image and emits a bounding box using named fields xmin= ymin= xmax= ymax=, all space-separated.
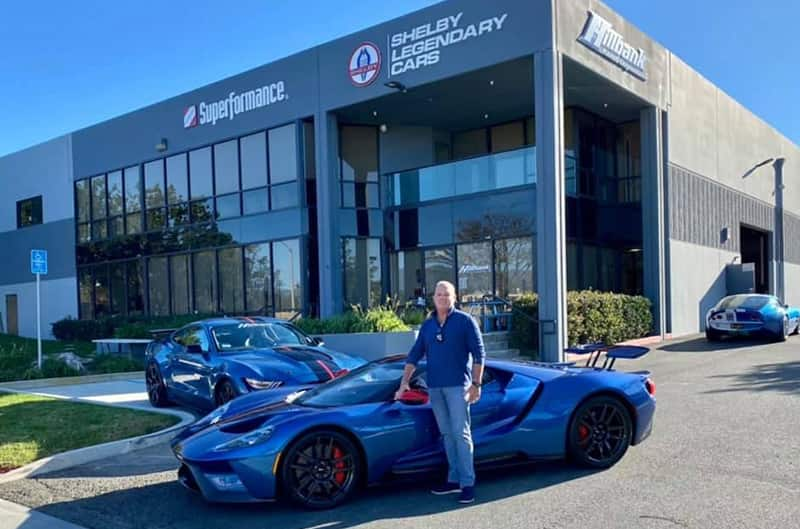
xmin=170 ymin=255 xmax=190 ymax=315
xmin=124 ymin=166 xmax=142 ymax=234
xmin=245 ymin=243 xmax=272 ymax=313
xmin=190 ymin=147 xmax=213 ymax=199
xmin=214 ymin=140 xmax=239 ymax=195
xmin=490 ymin=121 xmax=525 ymax=152
xmin=144 ymin=160 xmax=165 ymax=209
xmin=271 ymin=182 xmax=298 ymax=210
xmin=91 ymin=175 xmax=107 ymax=219
xmin=341 ymin=126 xmax=378 ymax=183
xmin=148 ymin=257 xmax=169 ymax=316
xmin=219 ymin=247 xmax=244 ymax=313
xmin=273 ymin=239 xmax=301 ymax=317
xmin=241 ymin=132 xmax=268 ymax=190
xmin=216 ymin=193 xmax=241 ymax=219
xmin=243 ymin=188 xmax=268 ymax=215
xmin=16 ymin=196 xmax=43 ymax=228
xmin=75 ymin=179 xmax=90 ymax=222
xmin=166 ymin=153 xmax=188 ymax=205
xmin=94 ymin=265 xmax=110 ymax=318
xmin=79 ymin=268 xmax=93 ymax=319
xmin=110 ymin=262 xmax=126 ymax=316
xmin=456 ymin=241 xmax=491 ymax=302
xmin=193 ymin=251 xmax=217 ymax=313
xmin=424 ymin=248 xmax=454 ymax=300
xmin=269 ymin=124 xmax=298 ymax=184
xmin=453 ymin=129 xmax=487 ymax=159
xmin=343 ymin=238 xmax=382 ymax=308
xmin=107 ymin=171 xmax=123 ymax=216
xmin=127 ymin=260 xmax=144 ymax=315
xmin=390 ymin=250 xmax=424 ymax=303
xmin=494 ymin=237 xmax=533 ymax=299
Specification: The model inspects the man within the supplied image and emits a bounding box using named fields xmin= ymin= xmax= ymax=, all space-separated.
xmin=394 ymin=280 xmax=485 ymax=504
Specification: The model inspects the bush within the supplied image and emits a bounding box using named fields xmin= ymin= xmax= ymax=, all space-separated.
xmin=294 ymin=305 xmax=410 ymax=335
xmin=51 ymin=317 xmax=115 ymax=342
xmin=509 ymin=290 xmax=653 ymax=358
xmin=91 ymin=354 xmax=144 ymax=373
xmin=52 ymin=314 xmax=218 ymax=341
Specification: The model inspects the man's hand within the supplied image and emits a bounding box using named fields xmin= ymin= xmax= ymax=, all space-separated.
xmin=466 ymin=384 xmax=481 ymax=404
xmin=394 ymin=382 xmax=410 ymax=401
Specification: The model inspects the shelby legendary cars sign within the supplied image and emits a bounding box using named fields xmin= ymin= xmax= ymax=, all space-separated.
xmin=578 ymin=11 xmax=646 ymax=80
xmin=184 ymin=81 xmax=288 ymax=128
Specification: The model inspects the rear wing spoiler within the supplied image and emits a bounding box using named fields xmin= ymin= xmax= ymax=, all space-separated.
xmin=564 ymin=342 xmax=649 ymax=371
xmin=149 ymin=328 xmax=177 ymax=339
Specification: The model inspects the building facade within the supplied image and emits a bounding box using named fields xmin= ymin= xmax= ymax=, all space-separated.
xmin=1 ymin=0 xmax=798 ymax=361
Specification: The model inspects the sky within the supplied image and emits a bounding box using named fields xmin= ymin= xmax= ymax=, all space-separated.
xmin=0 ymin=0 xmax=797 ymax=158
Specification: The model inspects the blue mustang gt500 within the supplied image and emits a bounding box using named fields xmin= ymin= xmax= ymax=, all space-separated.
xmin=705 ymin=294 xmax=800 ymax=342
xmin=171 ymin=350 xmax=656 ymax=509
xmin=145 ymin=318 xmax=366 ymax=411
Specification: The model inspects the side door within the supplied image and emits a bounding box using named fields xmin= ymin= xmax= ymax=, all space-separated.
xmin=170 ymin=325 xmax=215 ymax=405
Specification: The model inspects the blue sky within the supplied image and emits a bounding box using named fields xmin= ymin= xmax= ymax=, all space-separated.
xmin=0 ymin=1 xmax=797 ymax=157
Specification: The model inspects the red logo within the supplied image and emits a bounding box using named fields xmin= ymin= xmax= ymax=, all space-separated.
xmin=348 ymin=42 xmax=381 ymax=87
xmin=183 ymin=105 xmax=198 ymax=128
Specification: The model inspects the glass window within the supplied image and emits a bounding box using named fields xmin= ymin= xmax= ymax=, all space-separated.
xmin=124 ymin=166 xmax=141 ymax=213
xmin=146 ymin=208 xmax=167 ymax=231
xmin=526 ymin=117 xmax=535 ymax=146
xmin=424 ymin=247 xmax=454 ymax=300
xmin=144 ymin=160 xmax=165 ymax=209
xmin=273 ymin=239 xmax=301 ymax=317
xmin=75 ymin=180 xmax=90 ymax=222
xmin=109 ymin=262 xmax=126 ymax=316
xmin=271 ymin=182 xmax=298 ymax=210
xmin=456 ymin=242 xmax=492 ymax=302
xmin=127 ymin=260 xmax=144 ymax=315
xmin=343 ymin=238 xmax=382 ymax=308
xmin=582 ymin=244 xmax=599 ymax=290
xmin=304 ymin=121 xmax=316 ymax=181
xmin=94 ymin=264 xmax=110 ymax=318
xmin=390 ymin=250 xmax=424 ymax=303
xmin=243 ymin=188 xmax=268 ymax=215
xmin=170 ymin=255 xmax=190 ymax=315
xmin=193 ymin=251 xmax=217 ymax=314
xmin=126 ymin=212 xmax=142 ymax=235
xmin=148 ymin=257 xmax=169 ymax=316
xmin=107 ymin=171 xmax=123 ymax=216
xmin=219 ymin=247 xmax=244 ymax=314
xmin=214 ymin=139 xmax=239 ymax=195
xmin=216 ymin=193 xmax=241 ymax=219
xmin=92 ymin=219 xmax=107 ymax=240
xmin=269 ymin=124 xmax=298 ymax=184
xmin=168 ymin=204 xmax=190 ymax=227
xmin=494 ymin=237 xmax=533 ymax=299
xmin=191 ymin=199 xmax=214 ymax=223
xmin=166 ymin=153 xmax=188 ymax=205
xmin=245 ymin=243 xmax=272 ymax=313
xmin=91 ymin=175 xmax=107 ymax=219
xmin=108 ymin=216 xmax=124 ymax=239
xmin=490 ymin=121 xmax=525 ymax=153
xmin=340 ymin=125 xmax=377 ymax=182
xmin=241 ymin=132 xmax=268 ymax=190
xmin=16 ymin=196 xmax=43 ymax=228
xmin=79 ymin=267 xmax=93 ymax=319
xmin=567 ymin=242 xmax=578 ymax=291
xmin=453 ymin=129 xmax=488 ymax=159
xmin=190 ymin=147 xmax=213 ymax=199
xmin=77 ymin=223 xmax=90 ymax=243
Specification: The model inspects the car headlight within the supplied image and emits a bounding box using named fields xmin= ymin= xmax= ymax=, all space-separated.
xmin=213 ymin=425 xmax=275 ymax=452
xmin=244 ymin=378 xmax=283 ymax=390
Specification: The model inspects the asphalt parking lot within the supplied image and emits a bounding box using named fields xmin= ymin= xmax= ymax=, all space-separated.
xmin=1 ymin=335 xmax=797 ymax=529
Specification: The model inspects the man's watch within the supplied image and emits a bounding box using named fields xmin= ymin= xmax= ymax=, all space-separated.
xmin=471 ymin=381 xmax=481 ymax=388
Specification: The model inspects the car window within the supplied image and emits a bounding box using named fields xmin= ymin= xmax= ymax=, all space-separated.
xmin=296 ymin=363 xmax=406 ymax=407
xmin=174 ymin=326 xmax=210 ymax=352
xmin=717 ymin=295 xmax=771 ymax=310
xmin=210 ymin=322 xmax=305 ymax=352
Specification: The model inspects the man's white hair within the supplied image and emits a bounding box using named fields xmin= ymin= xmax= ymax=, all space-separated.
xmin=434 ymin=280 xmax=456 ymax=296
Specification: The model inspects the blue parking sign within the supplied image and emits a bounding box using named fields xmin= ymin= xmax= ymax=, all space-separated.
xmin=31 ymin=249 xmax=48 ymax=275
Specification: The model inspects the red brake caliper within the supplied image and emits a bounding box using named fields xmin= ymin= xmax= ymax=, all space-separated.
xmin=332 ymin=446 xmax=346 ymax=485
xmin=578 ymin=425 xmax=590 ymax=442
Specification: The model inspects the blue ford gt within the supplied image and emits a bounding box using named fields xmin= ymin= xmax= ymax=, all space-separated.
xmin=145 ymin=317 xmax=367 ymax=411
xmin=705 ymin=294 xmax=800 ymax=342
xmin=171 ymin=350 xmax=656 ymax=509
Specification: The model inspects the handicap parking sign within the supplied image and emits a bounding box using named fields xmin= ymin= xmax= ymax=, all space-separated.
xmin=31 ymin=249 xmax=48 ymax=275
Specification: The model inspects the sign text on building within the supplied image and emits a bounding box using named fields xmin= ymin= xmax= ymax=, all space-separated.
xmin=577 ymin=11 xmax=646 ymax=80
xmin=184 ymin=81 xmax=288 ymax=128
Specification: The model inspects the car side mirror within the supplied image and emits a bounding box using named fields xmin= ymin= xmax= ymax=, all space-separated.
xmin=186 ymin=344 xmax=205 ymax=355
xmin=309 ymin=336 xmax=325 ymax=347
xmin=398 ymin=389 xmax=429 ymax=406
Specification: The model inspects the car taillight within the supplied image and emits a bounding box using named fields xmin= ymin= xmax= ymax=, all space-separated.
xmin=645 ymin=378 xmax=656 ymax=396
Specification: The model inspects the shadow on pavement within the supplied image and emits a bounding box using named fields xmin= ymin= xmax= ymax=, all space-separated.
xmin=704 ymin=360 xmax=800 ymax=396
xmin=31 ymin=462 xmax=598 ymax=529
xmin=657 ymin=337 xmax=772 ymax=353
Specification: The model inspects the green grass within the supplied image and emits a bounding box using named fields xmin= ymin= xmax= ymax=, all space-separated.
xmin=0 ymin=334 xmax=143 ymax=383
xmin=0 ymin=391 xmax=179 ymax=471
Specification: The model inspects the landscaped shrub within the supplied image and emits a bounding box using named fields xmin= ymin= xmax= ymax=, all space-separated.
xmin=52 ymin=314 xmax=218 ymax=341
xmin=509 ymin=290 xmax=653 ymax=358
xmin=294 ymin=305 xmax=410 ymax=335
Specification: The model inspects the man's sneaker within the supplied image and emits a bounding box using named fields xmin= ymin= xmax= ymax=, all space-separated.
xmin=431 ymin=482 xmax=461 ymax=495
xmin=458 ymin=486 xmax=475 ymax=504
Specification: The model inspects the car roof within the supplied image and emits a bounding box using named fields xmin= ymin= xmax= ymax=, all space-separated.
xmin=198 ymin=316 xmax=286 ymax=327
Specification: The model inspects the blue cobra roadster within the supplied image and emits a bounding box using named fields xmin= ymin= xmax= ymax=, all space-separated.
xmin=171 ymin=348 xmax=656 ymax=509
xmin=705 ymin=294 xmax=800 ymax=342
xmin=145 ymin=317 xmax=367 ymax=411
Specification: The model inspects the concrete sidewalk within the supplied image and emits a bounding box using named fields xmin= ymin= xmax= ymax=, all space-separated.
xmin=0 ymin=498 xmax=89 ymax=529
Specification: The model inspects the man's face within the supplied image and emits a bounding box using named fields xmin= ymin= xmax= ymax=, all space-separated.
xmin=434 ymin=285 xmax=454 ymax=312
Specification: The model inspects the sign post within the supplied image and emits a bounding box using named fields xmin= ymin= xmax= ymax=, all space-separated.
xmin=30 ymin=250 xmax=48 ymax=370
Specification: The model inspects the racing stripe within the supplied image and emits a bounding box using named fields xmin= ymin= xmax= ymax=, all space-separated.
xmin=273 ymin=346 xmax=338 ymax=382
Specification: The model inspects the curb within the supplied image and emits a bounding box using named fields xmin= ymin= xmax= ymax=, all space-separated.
xmin=0 ymin=371 xmax=144 ymax=390
xmin=0 ymin=497 xmax=90 ymax=529
xmin=0 ymin=388 xmax=195 ymax=484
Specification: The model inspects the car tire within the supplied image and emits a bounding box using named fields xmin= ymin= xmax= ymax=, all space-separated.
xmin=567 ymin=395 xmax=633 ymax=469
xmin=145 ymin=362 xmax=171 ymax=408
xmin=705 ymin=328 xmax=721 ymax=342
xmin=776 ymin=317 xmax=789 ymax=342
xmin=281 ymin=429 xmax=362 ymax=509
xmin=214 ymin=379 xmax=238 ymax=407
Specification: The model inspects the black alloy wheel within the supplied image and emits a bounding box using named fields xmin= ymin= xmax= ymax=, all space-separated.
xmin=215 ymin=380 xmax=238 ymax=407
xmin=145 ymin=363 xmax=171 ymax=408
xmin=281 ymin=430 xmax=361 ymax=509
xmin=568 ymin=396 xmax=633 ymax=468
xmin=705 ymin=327 xmax=721 ymax=342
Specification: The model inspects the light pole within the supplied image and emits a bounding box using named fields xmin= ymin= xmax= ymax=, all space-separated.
xmin=774 ymin=157 xmax=786 ymax=301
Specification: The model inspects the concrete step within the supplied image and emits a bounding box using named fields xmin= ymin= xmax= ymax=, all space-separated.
xmin=482 ymin=332 xmax=510 ymax=343
xmin=486 ymin=348 xmax=521 ymax=360
xmin=484 ymin=341 xmax=509 ymax=351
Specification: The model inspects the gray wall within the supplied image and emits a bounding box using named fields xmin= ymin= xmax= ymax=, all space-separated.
xmin=379 ymin=126 xmax=435 ymax=174
xmin=0 ymin=219 xmax=76 ymax=285
xmin=0 ymin=278 xmax=78 ymax=339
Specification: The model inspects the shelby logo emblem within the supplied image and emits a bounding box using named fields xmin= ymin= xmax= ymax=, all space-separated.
xmin=183 ymin=106 xmax=198 ymax=128
xmin=578 ymin=11 xmax=646 ymax=80
xmin=348 ymin=42 xmax=381 ymax=87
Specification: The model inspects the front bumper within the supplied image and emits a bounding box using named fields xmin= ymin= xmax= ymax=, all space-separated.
xmin=175 ymin=453 xmax=280 ymax=503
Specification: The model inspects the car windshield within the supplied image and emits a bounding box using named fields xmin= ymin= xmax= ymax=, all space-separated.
xmin=210 ymin=322 xmax=308 ymax=352
xmin=717 ymin=295 xmax=772 ymax=310
xmin=295 ymin=362 xmax=407 ymax=408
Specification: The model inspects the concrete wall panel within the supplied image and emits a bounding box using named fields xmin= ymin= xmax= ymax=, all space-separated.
xmin=0 ymin=277 xmax=78 ymax=339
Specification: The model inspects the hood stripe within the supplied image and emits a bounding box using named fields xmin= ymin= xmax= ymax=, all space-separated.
xmin=316 ymin=359 xmax=335 ymax=380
